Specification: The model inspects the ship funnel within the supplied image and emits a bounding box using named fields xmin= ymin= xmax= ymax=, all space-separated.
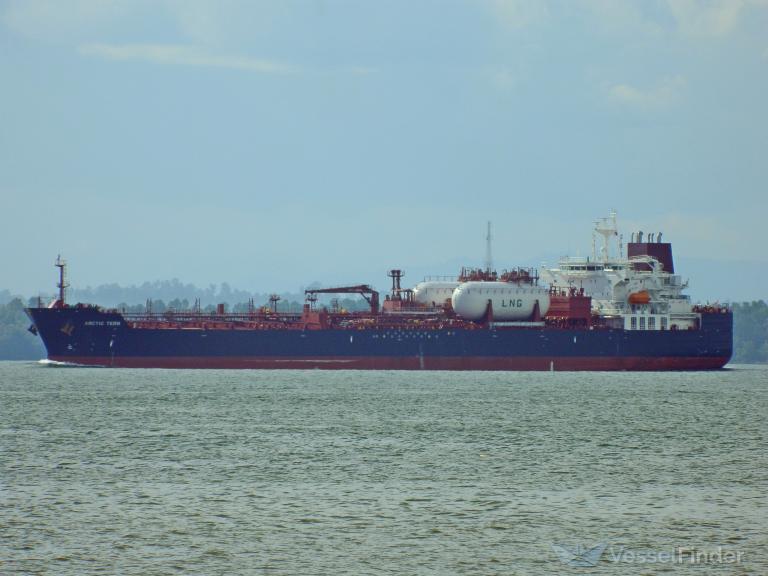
xmin=628 ymin=231 xmax=674 ymax=273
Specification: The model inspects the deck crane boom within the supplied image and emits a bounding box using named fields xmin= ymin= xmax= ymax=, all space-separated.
xmin=304 ymin=285 xmax=380 ymax=314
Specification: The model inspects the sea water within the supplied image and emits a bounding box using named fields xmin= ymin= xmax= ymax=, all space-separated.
xmin=1 ymin=362 xmax=766 ymax=575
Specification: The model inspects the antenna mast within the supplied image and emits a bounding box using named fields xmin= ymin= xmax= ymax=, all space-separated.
xmin=594 ymin=210 xmax=618 ymax=262
xmin=485 ymin=221 xmax=493 ymax=272
xmin=55 ymin=255 xmax=68 ymax=305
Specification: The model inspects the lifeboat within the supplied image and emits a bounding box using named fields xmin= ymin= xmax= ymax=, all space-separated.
xmin=628 ymin=290 xmax=651 ymax=304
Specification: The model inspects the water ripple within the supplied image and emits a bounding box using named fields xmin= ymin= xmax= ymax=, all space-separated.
xmin=1 ymin=362 xmax=766 ymax=574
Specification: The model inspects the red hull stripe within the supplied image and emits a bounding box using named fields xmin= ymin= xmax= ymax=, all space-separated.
xmin=50 ymin=355 xmax=730 ymax=371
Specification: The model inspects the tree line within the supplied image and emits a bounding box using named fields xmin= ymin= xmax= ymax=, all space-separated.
xmin=16 ymin=279 xmax=327 ymax=309
xmin=732 ymin=301 xmax=768 ymax=363
xmin=0 ymin=298 xmax=46 ymax=359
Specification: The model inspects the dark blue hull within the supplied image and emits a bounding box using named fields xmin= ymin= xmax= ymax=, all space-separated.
xmin=25 ymin=307 xmax=733 ymax=370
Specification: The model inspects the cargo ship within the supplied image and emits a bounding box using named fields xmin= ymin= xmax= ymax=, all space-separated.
xmin=25 ymin=213 xmax=732 ymax=370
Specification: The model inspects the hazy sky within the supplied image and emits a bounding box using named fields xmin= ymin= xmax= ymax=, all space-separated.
xmin=2 ymin=0 xmax=767 ymax=299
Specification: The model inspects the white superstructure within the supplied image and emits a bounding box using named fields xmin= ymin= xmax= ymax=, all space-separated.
xmin=540 ymin=211 xmax=698 ymax=330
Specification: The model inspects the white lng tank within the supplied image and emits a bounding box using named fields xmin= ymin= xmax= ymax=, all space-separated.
xmin=412 ymin=281 xmax=460 ymax=307
xmin=451 ymin=282 xmax=550 ymax=321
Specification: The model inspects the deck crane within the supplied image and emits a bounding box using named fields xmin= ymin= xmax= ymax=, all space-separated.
xmin=304 ymin=285 xmax=380 ymax=314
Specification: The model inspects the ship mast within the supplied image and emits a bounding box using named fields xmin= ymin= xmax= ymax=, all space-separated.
xmin=485 ymin=221 xmax=493 ymax=273
xmin=55 ymin=255 xmax=68 ymax=306
xmin=594 ymin=210 xmax=619 ymax=262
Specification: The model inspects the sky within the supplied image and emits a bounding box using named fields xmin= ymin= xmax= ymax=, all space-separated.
xmin=1 ymin=0 xmax=767 ymax=302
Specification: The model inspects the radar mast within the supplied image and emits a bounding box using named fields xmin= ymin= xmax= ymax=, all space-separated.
xmin=55 ymin=255 xmax=68 ymax=306
xmin=594 ymin=210 xmax=619 ymax=262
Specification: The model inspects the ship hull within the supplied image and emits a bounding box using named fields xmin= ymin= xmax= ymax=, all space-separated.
xmin=45 ymin=355 xmax=730 ymax=370
xmin=26 ymin=307 xmax=733 ymax=371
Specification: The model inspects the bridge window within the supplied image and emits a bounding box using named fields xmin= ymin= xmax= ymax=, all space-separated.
xmin=630 ymin=316 xmax=637 ymax=330
xmin=639 ymin=317 xmax=646 ymax=330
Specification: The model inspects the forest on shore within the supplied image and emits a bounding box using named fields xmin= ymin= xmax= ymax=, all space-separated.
xmin=1 ymin=292 xmax=766 ymax=363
